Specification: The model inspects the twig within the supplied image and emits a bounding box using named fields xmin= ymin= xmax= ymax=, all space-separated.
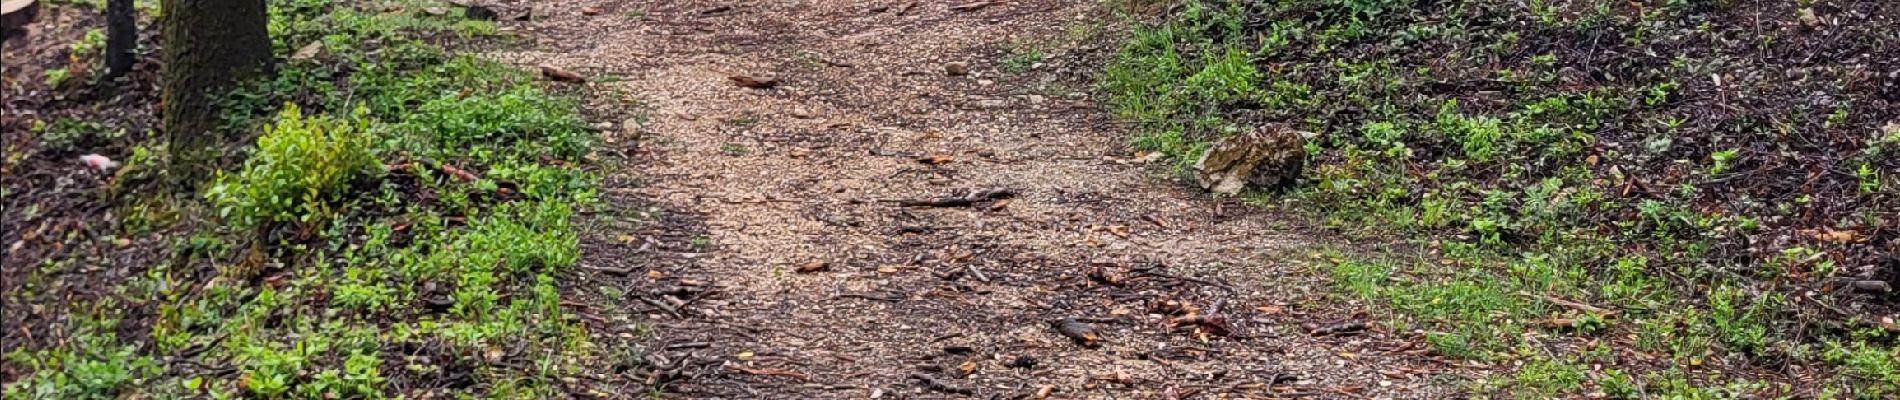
xmin=582 ymin=264 xmax=636 ymax=275
xmin=909 ymin=371 xmax=975 ymax=394
xmin=665 ymin=342 xmax=710 ymax=350
xmin=639 ymin=296 xmax=684 ymax=318
xmin=965 ymin=265 xmax=990 ymax=282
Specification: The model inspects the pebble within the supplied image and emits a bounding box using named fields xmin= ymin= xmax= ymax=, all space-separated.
xmin=789 ymin=107 xmax=815 ymax=119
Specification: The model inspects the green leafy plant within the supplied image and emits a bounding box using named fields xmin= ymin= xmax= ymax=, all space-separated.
xmin=208 ymin=104 xmax=380 ymax=229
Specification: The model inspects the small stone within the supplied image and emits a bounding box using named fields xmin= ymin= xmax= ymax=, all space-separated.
xmin=944 ymin=61 xmax=970 ymax=76
xmin=581 ymin=6 xmax=601 ymax=15
xmin=789 ymin=107 xmax=814 ymax=119
xmin=977 ymin=79 xmax=994 ymax=86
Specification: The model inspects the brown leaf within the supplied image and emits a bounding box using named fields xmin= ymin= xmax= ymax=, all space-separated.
xmin=729 ymin=75 xmax=779 ymax=89
xmin=439 ymin=164 xmax=481 ymax=182
xmin=540 ymin=64 xmax=587 ymax=82
xmin=795 ymin=261 xmax=829 ymax=273
xmin=1534 ymin=317 xmax=1578 ymax=329
xmin=986 ymin=198 xmax=1011 ymax=211
xmin=917 ymin=153 xmax=955 ymax=165
xmin=290 ymin=41 xmax=324 ymax=61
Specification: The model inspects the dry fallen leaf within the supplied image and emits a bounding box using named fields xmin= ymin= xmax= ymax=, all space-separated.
xmin=917 ymin=154 xmax=955 ymax=165
xmin=290 ymin=41 xmax=323 ymax=61
xmin=987 ymin=198 xmax=1012 ymax=211
xmin=729 ymin=75 xmax=780 ymax=89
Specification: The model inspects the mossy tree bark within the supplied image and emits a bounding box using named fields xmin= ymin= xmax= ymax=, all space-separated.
xmin=159 ymin=0 xmax=270 ymax=185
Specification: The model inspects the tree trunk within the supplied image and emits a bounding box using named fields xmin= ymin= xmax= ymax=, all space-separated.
xmin=103 ymin=0 xmax=134 ymax=78
xmin=160 ymin=0 xmax=270 ymax=184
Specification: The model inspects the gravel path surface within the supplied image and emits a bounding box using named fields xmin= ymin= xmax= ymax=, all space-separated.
xmin=487 ymin=1 xmax=1471 ymax=398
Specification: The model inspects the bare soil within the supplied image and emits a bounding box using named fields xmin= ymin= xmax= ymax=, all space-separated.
xmin=490 ymin=1 xmax=1473 ymax=398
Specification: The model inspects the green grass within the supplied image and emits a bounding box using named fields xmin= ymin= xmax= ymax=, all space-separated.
xmin=1003 ymin=40 xmax=1047 ymax=73
xmin=5 ymin=0 xmax=623 ymax=398
xmin=1105 ymin=0 xmax=1900 ymax=397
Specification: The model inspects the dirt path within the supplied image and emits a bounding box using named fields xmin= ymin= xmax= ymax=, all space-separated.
xmin=490 ymin=1 xmax=1465 ymax=398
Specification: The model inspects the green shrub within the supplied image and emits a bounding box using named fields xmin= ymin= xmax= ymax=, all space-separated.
xmin=1 ymin=313 xmax=160 ymax=400
xmin=208 ymin=104 xmax=380 ymax=228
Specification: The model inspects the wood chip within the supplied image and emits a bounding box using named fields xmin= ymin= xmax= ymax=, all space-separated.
xmin=795 ymin=261 xmax=829 ymax=273
xmin=540 ymin=64 xmax=587 ymax=82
